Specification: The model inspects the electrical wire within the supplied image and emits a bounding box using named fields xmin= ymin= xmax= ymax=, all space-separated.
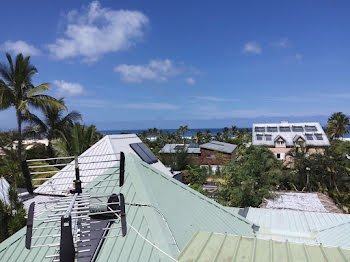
xmin=107 ymin=206 xmax=179 ymax=262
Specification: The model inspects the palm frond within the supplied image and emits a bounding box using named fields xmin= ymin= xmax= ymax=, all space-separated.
xmin=0 ymin=83 xmax=15 ymax=110
xmin=26 ymin=83 xmax=50 ymax=97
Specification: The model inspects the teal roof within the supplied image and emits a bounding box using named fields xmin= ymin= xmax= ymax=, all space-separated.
xmin=225 ymin=207 xmax=350 ymax=247
xmin=177 ymin=231 xmax=350 ymax=262
xmin=0 ymin=154 xmax=255 ymax=261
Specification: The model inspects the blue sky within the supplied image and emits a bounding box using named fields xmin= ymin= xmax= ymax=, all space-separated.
xmin=1 ymin=0 xmax=350 ymax=130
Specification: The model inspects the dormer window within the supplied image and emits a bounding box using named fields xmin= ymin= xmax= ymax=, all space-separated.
xmin=255 ymin=127 xmax=265 ymax=132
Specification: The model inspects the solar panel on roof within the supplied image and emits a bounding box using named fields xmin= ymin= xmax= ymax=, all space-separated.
xmin=138 ymin=143 xmax=158 ymax=163
xmin=130 ymin=143 xmax=158 ymax=164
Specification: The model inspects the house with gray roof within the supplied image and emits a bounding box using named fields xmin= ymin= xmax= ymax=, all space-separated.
xmin=252 ymin=121 xmax=330 ymax=163
xmin=159 ymin=141 xmax=237 ymax=167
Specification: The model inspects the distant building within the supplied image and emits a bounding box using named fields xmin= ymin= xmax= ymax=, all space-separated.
xmin=252 ymin=121 xmax=330 ymax=164
xmin=159 ymin=140 xmax=237 ymax=166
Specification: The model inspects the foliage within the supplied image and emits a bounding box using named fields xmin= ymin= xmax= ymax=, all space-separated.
xmin=217 ymin=146 xmax=281 ymax=207
xmin=326 ymin=112 xmax=350 ymax=140
xmin=53 ymin=123 xmax=103 ymax=156
xmin=189 ymin=183 xmax=207 ymax=195
xmin=0 ymin=186 xmax=26 ymax=242
xmin=183 ymin=165 xmax=208 ymax=185
xmin=0 ymin=53 xmax=65 ymax=158
xmin=170 ymin=147 xmax=192 ymax=171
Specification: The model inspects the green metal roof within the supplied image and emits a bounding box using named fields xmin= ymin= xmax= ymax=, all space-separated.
xmin=225 ymin=207 xmax=350 ymax=247
xmin=177 ymin=231 xmax=350 ymax=262
xmin=0 ymin=154 xmax=255 ymax=262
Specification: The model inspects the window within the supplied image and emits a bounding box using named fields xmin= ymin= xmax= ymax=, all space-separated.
xmin=276 ymin=153 xmax=281 ymax=159
xmin=305 ymin=133 xmax=313 ymax=140
xmin=279 ymin=126 xmax=291 ymax=132
xmin=265 ymin=135 xmax=272 ymax=141
xmin=277 ymin=141 xmax=285 ymax=146
xmin=292 ymin=126 xmax=304 ymax=132
xmin=315 ymin=133 xmax=323 ymax=140
xmin=267 ymin=126 xmax=278 ymax=132
xmin=206 ymin=154 xmax=216 ymax=158
xmin=255 ymin=126 xmax=265 ymax=132
xmin=256 ymin=134 xmax=263 ymax=140
xmin=305 ymin=125 xmax=317 ymax=132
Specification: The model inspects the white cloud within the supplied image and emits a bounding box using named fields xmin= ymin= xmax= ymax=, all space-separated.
xmin=48 ymin=1 xmax=149 ymax=62
xmin=185 ymin=77 xmax=195 ymax=85
xmin=53 ymin=80 xmax=84 ymax=97
xmin=243 ymin=41 xmax=262 ymax=54
xmin=114 ymin=59 xmax=179 ymax=83
xmin=1 ymin=40 xmax=41 ymax=56
xmin=272 ymin=38 xmax=289 ymax=48
xmin=192 ymin=96 xmax=237 ymax=102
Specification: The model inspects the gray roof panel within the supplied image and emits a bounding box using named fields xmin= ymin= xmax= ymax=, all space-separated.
xmin=199 ymin=141 xmax=237 ymax=154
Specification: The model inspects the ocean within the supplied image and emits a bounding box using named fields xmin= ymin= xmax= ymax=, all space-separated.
xmin=100 ymin=128 xmax=231 ymax=137
xmin=100 ymin=127 xmax=350 ymax=138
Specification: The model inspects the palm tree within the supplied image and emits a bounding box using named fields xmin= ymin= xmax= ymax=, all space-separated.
xmin=231 ymin=125 xmax=238 ymax=137
xmin=326 ymin=112 xmax=350 ymax=140
xmin=25 ymin=98 xmax=82 ymax=157
xmin=204 ymin=130 xmax=212 ymax=143
xmin=222 ymin=127 xmax=230 ymax=141
xmin=193 ymin=130 xmax=204 ymax=144
xmin=53 ymin=123 xmax=103 ymax=156
xmin=177 ymin=125 xmax=190 ymax=144
xmin=0 ymin=53 xmax=64 ymax=193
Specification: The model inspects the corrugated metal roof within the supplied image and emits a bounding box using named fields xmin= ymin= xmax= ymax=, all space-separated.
xmin=200 ymin=141 xmax=237 ymax=154
xmin=22 ymin=194 xmax=57 ymax=218
xmin=225 ymin=207 xmax=350 ymax=247
xmin=177 ymin=231 xmax=350 ymax=262
xmin=159 ymin=144 xmax=201 ymax=154
xmin=0 ymin=154 xmax=255 ymax=262
xmin=0 ymin=177 xmax=10 ymax=205
xmin=317 ymin=220 xmax=350 ymax=248
xmin=252 ymin=122 xmax=330 ymax=147
xmin=34 ymin=134 xmax=173 ymax=195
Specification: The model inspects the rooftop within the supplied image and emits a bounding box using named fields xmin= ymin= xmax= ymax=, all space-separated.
xmin=227 ymin=207 xmax=350 ymax=248
xmin=252 ymin=121 xmax=330 ymax=147
xmin=200 ymin=141 xmax=237 ymax=154
xmin=177 ymin=231 xmax=350 ymax=262
xmin=0 ymin=153 xmax=256 ymax=261
xmin=159 ymin=144 xmax=201 ymax=154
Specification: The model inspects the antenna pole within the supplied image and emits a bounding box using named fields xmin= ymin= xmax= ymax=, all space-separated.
xmin=120 ymin=152 xmax=125 ymax=187
xmin=21 ymin=160 xmax=33 ymax=194
xmin=60 ymin=193 xmax=77 ymax=262
xmin=74 ymin=155 xmax=82 ymax=194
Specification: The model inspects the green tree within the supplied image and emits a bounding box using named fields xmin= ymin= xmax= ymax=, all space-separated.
xmin=177 ymin=125 xmax=190 ymax=144
xmin=222 ymin=127 xmax=230 ymax=141
xmin=0 ymin=53 xmax=64 ymax=193
xmin=231 ymin=125 xmax=238 ymax=137
xmin=193 ymin=130 xmax=204 ymax=144
xmin=25 ymin=98 xmax=82 ymax=157
xmin=53 ymin=123 xmax=103 ymax=156
xmin=0 ymin=186 xmax=26 ymax=242
xmin=204 ymin=130 xmax=212 ymax=143
xmin=218 ymin=146 xmax=281 ymax=207
xmin=326 ymin=112 xmax=350 ymax=140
